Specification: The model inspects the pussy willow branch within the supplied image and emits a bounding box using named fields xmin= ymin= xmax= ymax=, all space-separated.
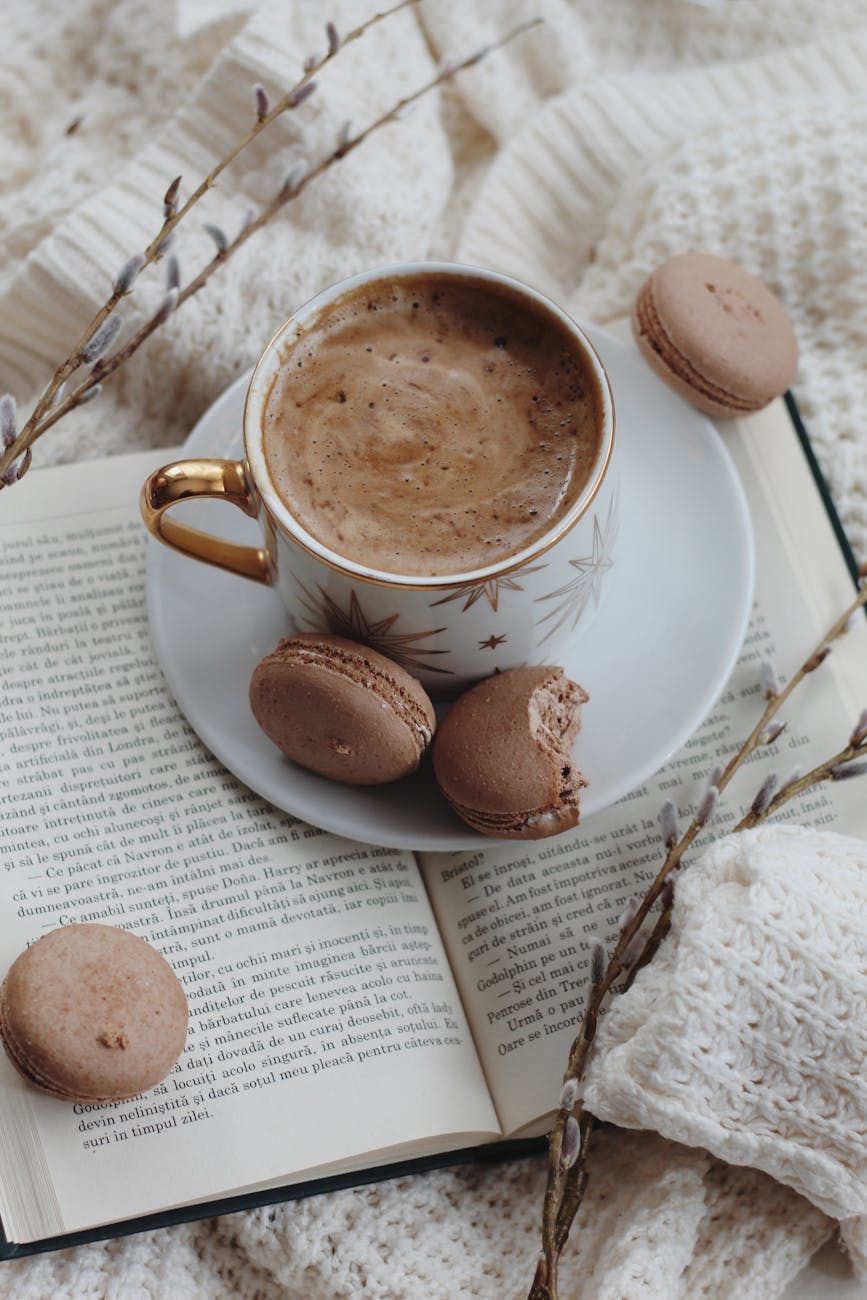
xmin=620 ymin=735 xmax=867 ymax=993
xmin=529 ymin=577 xmax=867 ymax=1300
xmin=140 ymin=0 xmax=420 ymax=265
xmin=12 ymin=18 xmax=540 ymax=457
xmin=0 ymin=11 xmax=541 ymax=484
xmin=0 ymin=0 xmax=420 ymax=484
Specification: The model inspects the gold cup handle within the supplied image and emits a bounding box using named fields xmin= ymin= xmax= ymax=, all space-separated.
xmin=140 ymin=459 xmax=270 ymax=584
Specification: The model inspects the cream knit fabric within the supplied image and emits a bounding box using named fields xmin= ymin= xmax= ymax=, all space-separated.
xmin=583 ymin=828 xmax=867 ymax=1253
xmin=0 ymin=1130 xmax=833 ymax=1300
xmin=3 ymin=0 xmax=867 ymax=1295
xmin=459 ymin=29 xmax=867 ymax=560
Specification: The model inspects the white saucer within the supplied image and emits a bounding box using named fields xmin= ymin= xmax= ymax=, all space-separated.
xmin=146 ymin=326 xmax=753 ymax=851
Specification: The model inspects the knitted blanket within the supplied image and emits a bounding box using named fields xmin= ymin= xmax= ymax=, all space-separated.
xmin=3 ymin=1 xmax=867 ymax=1295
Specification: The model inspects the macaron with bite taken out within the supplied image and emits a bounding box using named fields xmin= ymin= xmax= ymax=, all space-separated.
xmin=432 ymin=666 xmax=589 ymax=839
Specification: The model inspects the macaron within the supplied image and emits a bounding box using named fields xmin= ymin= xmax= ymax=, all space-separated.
xmin=432 ymin=666 xmax=589 ymax=839
xmin=249 ymin=632 xmax=436 ymax=784
xmin=0 ymin=924 xmax=188 ymax=1104
xmin=631 ymin=251 xmax=798 ymax=418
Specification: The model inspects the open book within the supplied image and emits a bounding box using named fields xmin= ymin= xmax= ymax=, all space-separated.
xmin=1 ymin=394 xmax=866 ymax=1257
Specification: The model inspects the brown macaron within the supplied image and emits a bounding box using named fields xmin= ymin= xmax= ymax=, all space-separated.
xmin=0 ymin=924 xmax=188 ymax=1104
xmin=249 ymin=633 xmax=436 ymax=784
xmin=632 ymin=251 xmax=798 ymax=418
xmin=432 ymin=666 xmax=589 ymax=839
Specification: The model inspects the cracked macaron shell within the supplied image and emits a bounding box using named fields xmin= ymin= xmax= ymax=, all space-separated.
xmin=432 ymin=666 xmax=589 ymax=839
xmin=631 ymin=252 xmax=798 ymax=418
xmin=249 ymin=632 xmax=436 ymax=784
xmin=0 ymin=924 xmax=188 ymax=1104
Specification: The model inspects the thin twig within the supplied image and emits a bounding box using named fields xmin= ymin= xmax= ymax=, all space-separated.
xmin=141 ymin=0 xmax=420 ymax=264
xmin=735 ymin=740 xmax=867 ymax=831
xmin=0 ymin=0 xmax=426 ymax=481
xmin=3 ymin=17 xmax=538 ymax=460
xmin=0 ymin=16 xmax=541 ymax=473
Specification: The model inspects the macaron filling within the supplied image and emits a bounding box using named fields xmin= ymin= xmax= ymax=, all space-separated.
xmin=528 ymin=677 xmax=587 ymax=768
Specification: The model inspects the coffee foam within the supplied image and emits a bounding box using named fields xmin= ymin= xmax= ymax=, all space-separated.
xmin=262 ymin=273 xmax=603 ymax=577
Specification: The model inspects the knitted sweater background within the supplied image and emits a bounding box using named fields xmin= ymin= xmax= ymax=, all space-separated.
xmin=2 ymin=1 xmax=867 ymax=1296
xmin=582 ymin=827 xmax=867 ymax=1265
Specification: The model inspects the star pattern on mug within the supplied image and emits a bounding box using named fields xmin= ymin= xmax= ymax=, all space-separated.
xmin=534 ymin=492 xmax=619 ymax=644
xmin=479 ymin=633 xmax=508 ymax=650
xmin=430 ymin=564 xmax=547 ymax=613
xmin=293 ymin=580 xmax=454 ymax=675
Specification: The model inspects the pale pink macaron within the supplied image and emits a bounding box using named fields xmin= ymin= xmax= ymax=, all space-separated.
xmin=432 ymin=666 xmax=589 ymax=839
xmin=0 ymin=924 xmax=188 ymax=1104
xmin=250 ymin=632 xmax=436 ymax=784
xmin=632 ymin=251 xmax=798 ymax=418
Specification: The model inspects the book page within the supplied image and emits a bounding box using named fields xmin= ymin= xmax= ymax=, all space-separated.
xmin=0 ymin=452 xmax=499 ymax=1243
xmin=420 ymin=398 xmax=867 ymax=1137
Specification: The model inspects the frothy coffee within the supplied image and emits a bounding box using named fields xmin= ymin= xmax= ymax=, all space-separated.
xmin=262 ymin=272 xmax=604 ymax=577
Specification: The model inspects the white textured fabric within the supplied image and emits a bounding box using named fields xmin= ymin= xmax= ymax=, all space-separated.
xmin=584 ymin=826 xmax=867 ymax=1220
xmin=2 ymin=0 xmax=866 ymax=1295
xmin=680 ymin=1158 xmax=833 ymax=1300
xmin=0 ymin=1131 xmax=831 ymax=1300
xmin=458 ymin=29 xmax=867 ymax=561
xmin=840 ymin=1215 xmax=867 ymax=1282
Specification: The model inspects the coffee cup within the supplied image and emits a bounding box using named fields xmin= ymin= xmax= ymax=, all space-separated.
xmin=141 ymin=262 xmax=617 ymax=694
